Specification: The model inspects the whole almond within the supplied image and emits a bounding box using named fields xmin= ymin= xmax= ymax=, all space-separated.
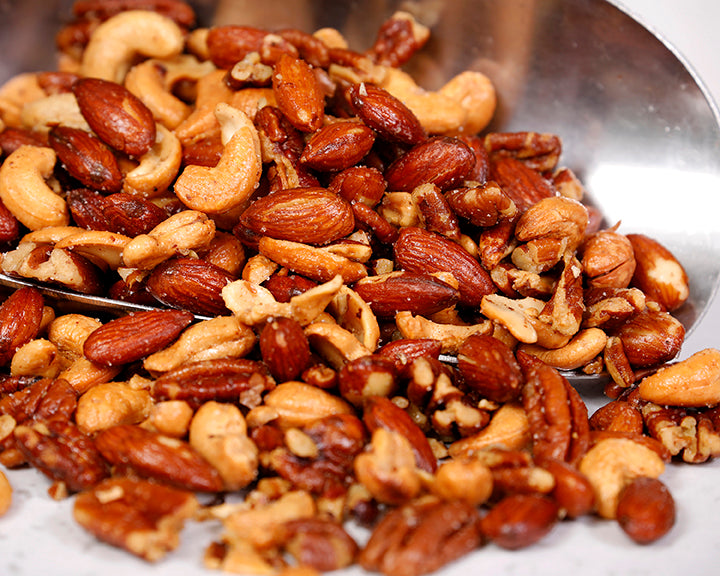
xmin=272 ymin=53 xmax=325 ymax=132
xmin=329 ymin=166 xmax=387 ymax=207
xmin=627 ymin=233 xmax=689 ymax=312
xmin=73 ymin=77 xmax=156 ymax=157
xmin=394 ymin=226 xmax=495 ymax=307
xmin=0 ymin=287 xmax=45 ymax=366
xmin=384 ymin=136 xmax=475 ymax=191
xmin=480 ymin=493 xmax=559 ymax=549
xmin=348 ymin=82 xmax=426 ymax=145
xmin=238 ymin=187 xmax=354 ymax=245
xmin=146 ymin=257 xmax=234 ymax=316
xmin=353 ymin=271 xmax=459 ymax=318
xmin=83 ymin=309 xmax=194 ymax=367
xmin=48 ymin=126 xmax=122 ymax=193
xmin=457 ymin=334 xmax=523 ymax=403
xmin=490 ymin=156 xmax=556 ymax=211
xmin=616 ymin=476 xmax=675 ymax=544
xmin=300 ymin=121 xmax=375 ymax=172
xmin=259 ymin=316 xmax=311 ymax=382
xmin=207 ymin=25 xmax=296 ymax=68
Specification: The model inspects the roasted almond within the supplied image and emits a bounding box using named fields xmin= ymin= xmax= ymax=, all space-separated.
xmin=480 ymin=493 xmax=559 ymax=549
xmin=83 ymin=309 xmax=194 ymax=366
xmin=384 ymin=136 xmax=476 ymax=191
xmin=393 ymin=226 xmax=495 ymax=307
xmin=48 ymin=125 xmax=123 ymax=193
xmin=238 ymin=187 xmax=354 ymax=245
xmin=457 ymin=334 xmax=523 ymax=403
xmin=300 ymin=121 xmax=375 ymax=172
xmin=489 ymin=156 xmax=556 ymax=211
xmin=329 ymin=166 xmax=387 ymax=207
xmin=207 ymin=25 xmax=296 ymax=68
xmin=617 ymin=308 xmax=685 ymax=368
xmin=259 ymin=316 xmax=312 ymax=382
xmin=353 ymin=271 xmax=459 ymax=318
xmin=0 ymin=287 xmax=45 ymax=366
xmin=73 ymin=77 xmax=156 ymax=157
xmin=348 ymin=82 xmax=426 ymax=145
xmin=146 ymin=257 xmax=235 ymax=316
xmin=272 ymin=53 xmax=325 ymax=132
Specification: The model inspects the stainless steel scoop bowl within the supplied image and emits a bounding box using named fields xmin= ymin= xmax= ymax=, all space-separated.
xmin=1 ymin=0 xmax=719 ymax=381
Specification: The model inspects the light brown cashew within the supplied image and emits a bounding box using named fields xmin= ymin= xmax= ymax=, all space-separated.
xmin=395 ymin=311 xmax=492 ymax=354
xmin=304 ymin=322 xmax=372 ymax=369
xmin=20 ymin=226 xmax=82 ymax=245
xmin=328 ymin=285 xmax=380 ymax=352
xmin=123 ymin=124 xmax=183 ymax=198
xmin=0 ymin=72 xmax=45 ymax=127
xmin=449 ymin=403 xmax=531 ymax=458
xmin=0 ymin=146 xmax=69 ymax=230
xmin=122 ymin=209 xmax=216 ymax=270
xmin=143 ymin=316 xmax=256 ymax=374
xmin=20 ymin=93 xmax=91 ymax=133
xmin=55 ymin=230 xmax=133 ymax=270
xmin=81 ymin=10 xmax=185 ymax=83
xmin=174 ymin=103 xmax=262 ymax=215
xmin=437 ymin=70 xmax=497 ymax=135
xmin=518 ymin=327 xmax=608 ymax=371
xmin=48 ymin=313 xmax=104 ymax=362
xmin=125 ymin=60 xmax=192 ymax=130
xmin=10 ymin=339 xmax=63 ymax=379
xmin=76 ymin=381 xmax=154 ymax=435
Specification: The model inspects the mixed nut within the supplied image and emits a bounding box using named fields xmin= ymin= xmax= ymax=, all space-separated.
xmin=0 ymin=0 xmax=719 ymax=574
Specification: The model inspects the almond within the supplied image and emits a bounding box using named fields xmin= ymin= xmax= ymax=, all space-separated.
xmin=329 ymin=166 xmax=387 ymax=207
xmin=457 ymin=334 xmax=523 ymax=403
xmin=348 ymin=82 xmax=426 ymax=145
xmin=73 ymin=77 xmax=156 ymax=157
xmin=0 ymin=287 xmax=45 ymax=366
xmin=480 ymin=493 xmax=559 ymax=549
xmin=627 ymin=233 xmax=689 ymax=312
xmin=146 ymin=257 xmax=235 ymax=317
xmin=384 ymin=136 xmax=475 ymax=191
xmin=300 ymin=121 xmax=375 ymax=171
xmin=617 ymin=308 xmax=685 ymax=368
xmin=362 ymin=395 xmax=437 ymax=473
xmin=393 ymin=226 xmax=495 ymax=307
xmin=353 ymin=271 xmax=459 ymax=318
xmin=48 ymin=125 xmax=123 ymax=193
xmin=83 ymin=309 xmax=194 ymax=366
xmin=207 ymin=25 xmax=296 ymax=68
xmin=259 ymin=316 xmax=311 ymax=382
xmin=272 ymin=53 xmax=325 ymax=132
xmin=237 ymin=187 xmax=354 ymax=245
xmin=489 ymin=156 xmax=556 ymax=211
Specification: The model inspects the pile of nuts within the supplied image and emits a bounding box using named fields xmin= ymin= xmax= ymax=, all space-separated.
xmin=0 ymin=0 xmax=719 ymax=574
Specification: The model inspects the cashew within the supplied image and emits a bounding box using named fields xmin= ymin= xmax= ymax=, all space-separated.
xmin=431 ymin=459 xmax=494 ymax=506
xmin=579 ymin=437 xmax=665 ymax=519
xmin=20 ymin=93 xmax=91 ymax=133
xmin=48 ymin=313 xmax=103 ymax=362
xmin=0 ymin=72 xmax=45 ymax=127
xmin=122 ymin=209 xmax=216 ymax=270
xmin=328 ymin=285 xmax=380 ymax=352
xmin=58 ymin=357 xmax=123 ymax=395
xmin=76 ymin=381 xmax=154 ymax=434
xmin=55 ymin=230 xmax=133 ymax=270
xmin=81 ymin=10 xmax=185 ymax=83
xmin=125 ymin=61 xmax=191 ymax=130
xmin=20 ymin=226 xmax=83 ymax=246
xmin=123 ymin=124 xmax=182 ymax=198
xmin=189 ymin=401 xmax=258 ymax=491
xmin=448 ymin=403 xmax=531 ymax=458
xmin=304 ymin=321 xmax=372 ymax=370
xmin=143 ymin=316 xmax=256 ymax=374
xmin=437 ymin=70 xmax=497 ymax=135
xmin=518 ymin=327 xmax=607 ymax=370
xmin=142 ymin=400 xmax=194 ymax=438
xmin=174 ymin=103 xmax=262 ymax=215
xmin=395 ymin=311 xmax=492 ymax=354
xmin=0 ymin=469 xmax=11 ymax=517
xmin=480 ymin=294 xmax=545 ymax=343
xmin=0 ymin=146 xmax=69 ymax=230
xmin=10 ymin=339 xmax=63 ymax=379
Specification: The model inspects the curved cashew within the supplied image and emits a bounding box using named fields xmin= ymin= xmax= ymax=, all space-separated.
xmin=123 ymin=124 xmax=182 ymax=198
xmin=76 ymin=381 xmax=154 ymax=434
xmin=0 ymin=146 xmax=69 ymax=230
xmin=48 ymin=313 xmax=103 ymax=362
xmin=81 ymin=10 xmax=185 ymax=83
xmin=518 ymin=328 xmax=608 ymax=371
xmin=20 ymin=93 xmax=90 ymax=133
xmin=448 ymin=403 xmax=531 ymax=458
xmin=122 ymin=209 xmax=216 ymax=270
xmin=328 ymin=285 xmax=380 ymax=352
xmin=10 ymin=339 xmax=63 ymax=379
xmin=143 ymin=400 xmax=194 ymax=438
xmin=0 ymin=72 xmax=45 ymax=127
xmin=125 ymin=60 xmax=192 ymax=130
xmin=55 ymin=230 xmax=133 ymax=270
xmin=20 ymin=225 xmax=83 ymax=245
xmin=174 ymin=103 xmax=262 ymax=214
xmin=304 ymin=322 xmax=372 ymax=370
xmin=438 ymin=70 xmax=497 ymax=135
xmin=143 ymin=316 xmax=256 ymax=374
xmin=395 ymin=310 xmax=492 ymax=354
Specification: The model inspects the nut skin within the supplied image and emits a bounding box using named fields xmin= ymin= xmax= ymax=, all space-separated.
xmin=329 ymin=165 xmax=387 ymax=207
xmin=73 ymin=77 xmax=157 ymax=157
xmin=616 ymin=476 xmax=675 ymax=544
xmin=394 ymin=226 xmax=495 ymax=308
xmin=489 ymin=156 xmax=556 ymax=212
xmin=457 ymin=334 xmax=523 ymax=403
xmin=259 ymin=316 xmax=311 ymax=382
xmin=272 ymin=53 xmax=325 ymax=132
xmin=617 ymin=308 xmax=685 ymax=368
xmin=0 ymin=287 xmax=45 ymax=367
xmin=338 ymin=354 xmax=397 ymax=407
xmin=300 ymin=120 xmax=375 ymax=172
xmin=83 ymin=309 xmax=194 ymax=367
xmin=480 ymin=493 xmax=559 ymax=550
xmin=384 ymin=136 xmax=476 ymax=192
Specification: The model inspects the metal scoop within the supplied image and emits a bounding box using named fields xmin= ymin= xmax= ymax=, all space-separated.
xmin=1 ymin=0 xmax=719 ymax=386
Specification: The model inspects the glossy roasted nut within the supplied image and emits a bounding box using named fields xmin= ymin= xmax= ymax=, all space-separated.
xmin=146 ymin=257 xmax=235 ymax=316
xmin=0 ymin=469 xmax=11 ymax=517
xmin=518 ymin=328 xmax=607 ymax=371
xmin=616 ymin=476 xmax=675 ymax=544
xmin=73 ymin=477 xmax=199 ymax=562
xmin=73 ymin=78 xmax=156 ymax=157
xmin=95 ymin=424 xmax=223 ymax=492
xmin=76 ymin=381 xmax=153 ymax=434
xmin=540 ymin=458 xmax=595 ymax=519
xmin=394 ymin=226 xmax=495 ymax=308
xmin=627 ymin=233 xmax=689 ymax=312
xmin=237 ymin=187 xmax=355 ymax=245
xmin=14 ymin=419 xmax=109 ymax=492
xmin=359 ymin=497 xmax=482 ymax=576
xmin=484 ymin=131 xmax=562 ymax=173
xmin=617 ymin=307 xmax=685 ymax=368
xmin=480 ymin=493 xmax=559 ymax=550
xmin=338 ymin=355 xmax=397 ymax=408
xmin=445 ymin=181 xmax=518 ymax=228
xmin=272 ymin=53 xmax=325 ymax=132
xmin=431 ymin=459 xmax=494 ymax=506
xmin=411 ymin=183 xmax=461 ymax=241
xmin=329 ymin=165 xmax=387 ymax=207
xmin=376 ymin=338 xmax=443 ymax=375
xmin=489 ymin=156 xmax=556 ymax=212
xmin=384 ymin=136 xmax=476 ymax=192
xmin=448 ymin=403 xmax=530 ymax=458
xmin=48 ymin=126 xmax=123 ymax=193
xmin=457 ymin=334 xmax=523 ymax=403
xmin=581 ymin=228 xmax=636 ymax=289
xmin=0 ymin=287 xmax=45 ymax=367
xmin=259 ymin=316 xmax=311 ymax=383
xmin=282 ymin=517 xmax=358 ymax=571
xmin=589 ymin=400 xmax=644 ymax=434
xmin=103 ymin=192 xmax=170 ymax=236
xmin=83 ymin=309 xmax=194 ymax=367
xmin=637 ymin=348 xmax=720 ymax=407
xmin=299 ymin=120 xmax=375 ymax=172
